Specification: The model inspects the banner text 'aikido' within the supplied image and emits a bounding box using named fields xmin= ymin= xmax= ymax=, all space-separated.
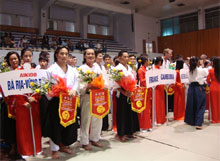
xmin=0 ymin=69 xmax=48 ymax=96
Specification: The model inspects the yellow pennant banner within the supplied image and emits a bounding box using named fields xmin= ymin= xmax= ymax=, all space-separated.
xmin=90 ymin=89 xmax=110 ymax=119
xmin=59 ymin=93 xmax=77 ymax=127
xmin=131 ymin=87 xmax=147 ymax=113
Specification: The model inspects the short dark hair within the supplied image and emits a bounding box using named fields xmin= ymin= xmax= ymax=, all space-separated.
xmin=5 ymin=51 xmax=21 ymax=67
xmin=154 ymin=56 xmax=163 ymax=65
xmin=103 ymin=54 xmax=111 ymax=60
xmin=129 ymin=54 xmax=136 ymax=58
xmin=83 ymin=48 xmax=95 ymax=64
xmin=95 ymin=50 xmax=103 ymax=57
xmin=176 ymin=60 xmax=184 ymax=70
xmin=39 ymin=56 xmax=48 ymax=62
xmin=54 ymin=46 xmax=69 ymax=62
xmin=39 ymin=51 xmax=49 ymax=58
xmin=118 ymin=50 xmax=127 ymax=57
xmin=21 ymin=48 xmax=33 ymax=59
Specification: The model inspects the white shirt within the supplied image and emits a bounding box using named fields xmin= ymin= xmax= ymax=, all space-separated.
xmin=162 ymin=56 xmax=170 ymax=69
xmin=47 ymin=62 xmax=78 ymax=91
xmin=115 ymin=63 xmax=135 ymax=79
xmin=78 ymin=63 xmax=104 ymax=95
xmin=189 ymin=67 xmax=208 ymax=85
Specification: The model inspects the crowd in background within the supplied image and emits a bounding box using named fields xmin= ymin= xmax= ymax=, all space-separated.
xmin=0 ymin=32 xmax=107 ymax=53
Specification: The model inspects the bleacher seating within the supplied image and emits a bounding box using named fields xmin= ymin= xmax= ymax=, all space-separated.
xmin=0 ymin=31 xmax=137 ymax=55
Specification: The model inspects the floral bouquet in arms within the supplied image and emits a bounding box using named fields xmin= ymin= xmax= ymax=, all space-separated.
xmin=108 ymin=66 xmax=137 ymax=93
xmin=30 ymin=77 xmax=54 ymax=95
xmin=0 ymin=56 xmax=10 ymax=73
xmin=78 ymin=68 xmax=105 ymax=89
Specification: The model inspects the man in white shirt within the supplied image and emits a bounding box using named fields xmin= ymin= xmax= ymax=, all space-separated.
xmin=162 ymin=48 xmax=173 ymax=69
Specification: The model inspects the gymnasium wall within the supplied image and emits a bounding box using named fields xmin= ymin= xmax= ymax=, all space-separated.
xmin=134 ymin=13 xmax=160 ymax=54
xmin=158 ymin=27 xmax=220 ymax=58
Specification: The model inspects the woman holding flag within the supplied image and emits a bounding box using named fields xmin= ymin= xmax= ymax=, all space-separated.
xmin=79 ymin=48 xmax=108 ymax=150
xmin=15 ymin=48 xmax=42 ymax=157
xmin=153 ymin=56 xmax=166 ymax=125
xmin=137 ymin=56 xmax=152 ymax=131
xmin=115 ymin=50 xmax=139 ymax=142
xmin=46 ymin=46 xmax=78 ymax=159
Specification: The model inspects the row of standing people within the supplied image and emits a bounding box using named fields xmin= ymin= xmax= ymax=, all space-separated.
xmin=0 ymin=47 xmax=219 ymax=160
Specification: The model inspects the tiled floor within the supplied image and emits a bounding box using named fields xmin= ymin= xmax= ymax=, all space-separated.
xmin=27 ymin=114 xmax=220 ymax=161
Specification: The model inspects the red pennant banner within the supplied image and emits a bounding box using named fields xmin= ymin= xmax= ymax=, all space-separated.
xmin=59 ymin=93 xmax=77 ymax=127
xmin=131 ymin=87 xmax=147 ymax=113
xmin=165 ymin=84 xmax=175 ymax=95
xmin=90 ymin=89 xmax=110 ymax=119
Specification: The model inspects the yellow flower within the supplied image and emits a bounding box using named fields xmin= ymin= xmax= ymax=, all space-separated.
xmin=150 ymin=61 xmax=152 ymax=64
xmin=138 ymin=59 xmax=142 ymax=63
xmin=35 ymin=89 xmax=40 ymax=93
xmin=86 ymin=70 xmax=90 ymax=74
xmin=44 ymin=84 xmax=48 ymax=88
xmin=107 ymin=64 xmax=111 ymax=68
xmin=112 ymin=68 xmax=116 ymax=72
xmin=119 ymin=72 xmax=124 ymax=76
xmin=128 ymin=62 xmax=132 ymax=65
xmin=77 ymin=68 xmax=81 ymax=71
xmin=1 ymin=63 xmax=6 ymax=66
xmin=30 ymin=82 xmax=35 ymax=87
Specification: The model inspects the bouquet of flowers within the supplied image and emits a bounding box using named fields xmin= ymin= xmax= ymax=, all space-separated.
xmin=30 ymin=77 xmax=54 ymax=95
xmin=108 ymin=65 xmax=137 ymax=92
xmin=48 ymin=75 xmax=70 ymax=97
xmin=0 ymin=57 xmax=10 ymax=73
xmin=78 ymin=68 xmax=105 ymax=89
xmin=128 ymin=61 xmax=137 ymax=71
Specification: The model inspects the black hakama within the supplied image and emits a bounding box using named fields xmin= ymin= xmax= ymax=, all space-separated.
xmin=184 ymin=82 xmax=206 ymax=126
xmin=116 ymin=93 xmax=139 ymax=137
xmin=45 ymin=97 xmax=78 ymax=146
xmin=0 ymin=99 xmax=16 ymax=144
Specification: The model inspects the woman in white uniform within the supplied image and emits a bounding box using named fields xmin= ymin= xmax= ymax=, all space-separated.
xmin=46 ymin=46 xmax=78 ymax=159
xmin=79 ymin=48 xmax=107 ymax=151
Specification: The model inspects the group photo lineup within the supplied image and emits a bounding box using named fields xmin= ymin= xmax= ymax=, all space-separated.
xmin=0 ymin=0 xmax=219 ymax=161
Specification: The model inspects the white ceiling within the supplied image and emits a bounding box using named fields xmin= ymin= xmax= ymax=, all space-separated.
xmin=57 ymin=0 xmax=219 ymax=18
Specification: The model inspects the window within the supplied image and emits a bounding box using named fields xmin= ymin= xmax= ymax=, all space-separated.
xmin=101 ymin=26 xmax=108 ymax=35
xmin=205 ymin=6 xmax=220 ymax=29
xmin=88 ymin=24 xmax=96 ymax=34
xmin=0 ymin=13 xmax=12 ymax=25
xmin=20 ymin=16 xmax=32 ymax=27
xmin=161 ymin=17 xmax=179 ymax=36
xmin=179 ymin=12 xmax=198 ymax=33
xmin=161 ymin=12 xmax=198 ymax=36
xmin=65 ymin=22 xmax=74 ymax=32
xmin=47 ymin=20 xmax=58 ymax=30
xmin=146 ymin=43 xmax=153 ymax=54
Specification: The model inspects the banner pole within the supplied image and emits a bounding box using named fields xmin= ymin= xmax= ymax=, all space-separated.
xmin=166 ymin=85 xmax=169 ymax=125
xmin=29 ymin=105 xmax=37 ymax=156
xmin=209 ymin=90 xmax=212 ymax=123
xmin=152 ymin=86 xmax=156 ymax=129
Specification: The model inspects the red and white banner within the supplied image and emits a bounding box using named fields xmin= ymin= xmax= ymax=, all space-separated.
xmin=90 ymin=89 xmax=110 ymax=119
xmin=131 ymin=87 xmax=147 ymax=113
xmin=59 ymin=93 xmax=77 ymax=127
